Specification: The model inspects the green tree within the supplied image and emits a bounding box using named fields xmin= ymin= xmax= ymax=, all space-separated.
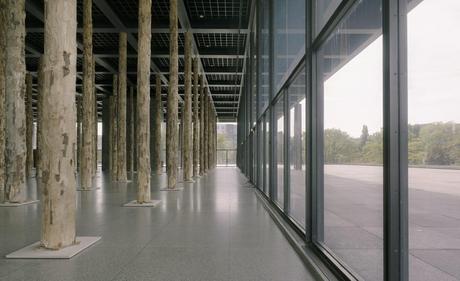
xmin=420 ymin=122 xmax=456 ymax=165
xmin=361 ymin=131 xmax=383 ymax=164
xmin=360 ymin=125 xmax=369 ymax=149
xmin=324 ymin=129 xmax=360 ymax=164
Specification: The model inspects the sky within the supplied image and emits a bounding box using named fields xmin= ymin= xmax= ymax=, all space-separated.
xmin=323 ymin=0 xmax=460 ymax=138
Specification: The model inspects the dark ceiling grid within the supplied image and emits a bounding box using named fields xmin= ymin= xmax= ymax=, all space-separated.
xmin=23 ymin=0 xmax=253 ymax=120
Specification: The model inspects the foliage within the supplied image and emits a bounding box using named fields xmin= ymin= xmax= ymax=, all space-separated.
xmin=324 ymin=122 xmax=460 ymax=166
xmin=324 ymin=129 xmax=360 ymax=164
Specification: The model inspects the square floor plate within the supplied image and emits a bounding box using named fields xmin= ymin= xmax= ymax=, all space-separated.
xmin=6 ymin=236 xmax=101 ymax=259
xmin=0 ymin=200 xmax=39 ymax=207
xmin=123 ymin=200 xmax=161 ymax=207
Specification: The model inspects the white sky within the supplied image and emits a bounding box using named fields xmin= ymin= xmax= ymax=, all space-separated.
xmin=324 ymin=0 xmax=460 ymax=138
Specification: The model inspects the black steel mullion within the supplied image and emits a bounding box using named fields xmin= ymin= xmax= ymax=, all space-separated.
xmin=383 ymin=0 xmax=408 ymax=280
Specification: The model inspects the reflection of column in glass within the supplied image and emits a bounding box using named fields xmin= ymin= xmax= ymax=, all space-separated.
xmin=294 ymin=103 xmax=302 ymax=170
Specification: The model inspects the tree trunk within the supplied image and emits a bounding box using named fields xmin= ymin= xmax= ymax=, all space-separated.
xmin=80 ymin=0 xmax=93 ymax=189
xmin=92 ymin=57 xmax=97 ymax=175
xmin=183 ymin=32 xmax=192 ymax=182
xmin=117 ymin=32 xmax=127 ymax=181
xmin=152 ymin=75 xmax=162 ymax=175
xmin=37 ymin=57 xmax=44 ymax=178
xmin=5 ymin=0 xmax=27 ymax=203
xmin=133 ymin=95 xmax=138 ymax=172
xmin=77 ymin=97 xmax=81 ymax=172
xmin=199 ymin=76 xmax=205 ymax=176
xmin=25 ymin=73 xmax=33 ymax=178
xmin=204 ymin=94 xmax=209 ymax=172
xmin=167 ymin=0 xmax=179 ymax=189
xmin=137 ymin=0 xmax=152 ymax=202
xmin=0 ymin=2 xmax=6 ymax=202
xmin=208 ymin=101 xmax=213 ymax=169
xmin=40 ymin=0 xmax=77 ymax=250
xmin=192 ymin=58 xmax=199 ymax=178
xmin=111 ymin=75 xmax=118 ymax=178
xmin=127 ymin=86 xmax=133 ymax=175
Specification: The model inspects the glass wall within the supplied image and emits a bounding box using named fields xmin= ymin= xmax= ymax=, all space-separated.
xmin=315 ymin=0 xmax=342 ymax=35
xmin=236 ymin=0 xmax=460 ymax=280
xmin=408 ymin=1 xmax=460 ymax=279
xmin=275 ymin=94 xmax=285 ymax=208
xmin=288 ymin=69 xmax=306 ymax=228
xmin=319 ymin=1 xmax=383 ymax=280
xmin=273 ymin=0 xmax=306 ymax=93
xmin=258 ymin=0 xmax=270 ymax=116
xmin=264 ymin=112 xmax=270 ymax=196
xmin=258 ymin=121 xmax=264 ymax=187
xmin=251 ymin=19 xmax=258 ymax=126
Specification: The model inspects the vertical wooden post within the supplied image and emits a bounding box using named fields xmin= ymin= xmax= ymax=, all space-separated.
xmin=199 ymin=76 xmax=205 ymax=176
xmin=37 ymin=57 xmax=44 ymax=178
xmin=167 ymin=0 xmax=179 ymax=189
xmin=204 ymin=93 xmax=209 ymax=173
xmin=25 ymin=73 xmax=33 ymax=178
xmin=110 ymin=75 xmax=118 ymax=178
xmin=77 ymin=97 xmax=81 ymax=172
xmin=192 ymin=58 xmax=199 ymax=178
xmin=0 ymin=2 xmax=6 ymax=202
xmin=117 ymin=32 xmax=127 ymax=181
xmin=183 ymin=32 xmax=192 ymax=182
xmin=92 ymin=57 xmax=97 ymax=174
xmin=127 ymin=86 xmax=134 ymax=176
xmin=40 ymin=0 xmax=77 ymax=249
xmin=81 ymin=0 xmax=93 ymax=189
xmin=153 ymin=75 xmax=162 ymax=175
xmin=137 ymin=0 xmax=152 ymax=202
xmin=4 ymin=0 xmax=27 ymax=203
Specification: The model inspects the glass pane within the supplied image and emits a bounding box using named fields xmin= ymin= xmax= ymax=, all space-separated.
xmin=217 ymin=123 xmax=237 ymax=166
xmin=319 ymin=0 xmax=383 ymax=280
xmin=315 ymin=0 xmax=342 ymax=35
xmin=251 ymin=26 xmax=258 ymax=126
xmin=258 ymin=122 xmax=264 ymax=188
xmin=259 ymin=0 xmax=270 ymax=115
xmin=275 ymin=94 xmax=285 ymax=207
xmin=273 ymin=0 xmax=306 ymax=93
xmin=265 ymin=112 xmax=270 ymax=195
xmin=288 ymin=69 xmax=306 ymax=228
xmin=408 ymin=1 xmax=460 ymax=279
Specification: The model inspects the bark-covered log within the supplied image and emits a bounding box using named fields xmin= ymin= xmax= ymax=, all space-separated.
xmin=199 ymin=76 xmax=205 ymax=176
xmin=207 ymin=100 xmax=213 ymax=169
xmin=204 ymin=93 xmax=208 ymax=172
xmin=152 ymin=75 xmax=162 ymax=175
xmin=192 ymin=58 xmax=199 ymax=178
xmin=183 ymin=32 xmax=192 ymax=182
xmin=117 ymin=32 xmax=127 ymax=181
xmin=137 ymin=0 xmax=152 ymax=202
xmin=80 ymin=0 xmax=93 ymax=189
xmin=110 ymin=75 xmax=118 ymax=178
xmin=37 ymin=57 xmax=44 ymax=178
xmin=25 ymin=73 xmax=33 ymax=178
xmin=92 ymin=57 xmax=97 ymax=175
xmin=77 ymin=97 xmax=81 ymax=172
xmin=40 ymin=0 xmax=77 ymax=250
xmin=5 ymin=0 xmax=27 ymax=203
xmin=127 ymin=86 xmax=134 ymax=175
xmin=0 ymin=2 xmax=6 ymax=202
xmin=167 ymin=0 xmax=179 ymax=189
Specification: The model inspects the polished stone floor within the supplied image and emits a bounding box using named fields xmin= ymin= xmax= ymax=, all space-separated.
xmin=0 ymin=167 xmax=315 ymax=281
